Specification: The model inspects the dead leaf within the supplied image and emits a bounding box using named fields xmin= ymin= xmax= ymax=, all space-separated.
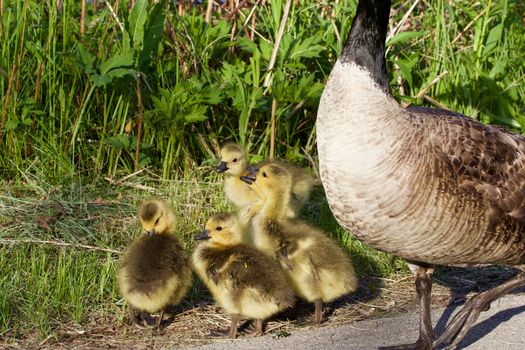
xmin=36 ymin=216 xmax=52 ymax=231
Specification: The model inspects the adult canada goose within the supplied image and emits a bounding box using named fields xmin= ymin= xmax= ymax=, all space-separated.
xmin=192 ymin=213 xmax=295 ymax=338
xmin=241 ymin=163 xmax=358 ymax=324
xmin=117 ymin=199 xmax=192 ymax=330
xmin=217 ymin=143 xmax=315 ymax=219
xmin=316 ymin=0 xmax=525 ymax=348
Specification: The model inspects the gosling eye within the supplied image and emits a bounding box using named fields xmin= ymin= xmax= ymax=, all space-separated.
xmin=232 ymin=158 xmax=238 ymax=163
xmin=262 ymin=172 xmax=268 ymax=178
xmin=216 ymin=226 xmax=223 ymax=231
xmin=155 ymin=217 xmax=160 ymax=225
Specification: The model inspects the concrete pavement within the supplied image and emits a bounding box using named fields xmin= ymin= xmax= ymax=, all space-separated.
xmin=184 ymin=293 xmax=525 ymax=349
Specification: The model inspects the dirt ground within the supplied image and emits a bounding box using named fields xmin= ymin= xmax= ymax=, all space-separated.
xmin=3 ymin=265 xmax=521 ymax=349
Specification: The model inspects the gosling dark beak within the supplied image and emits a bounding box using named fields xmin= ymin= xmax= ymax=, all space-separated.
xmin=216 ymin=161 xmax=229 ymax=173
xmin=195 ymin=229 xmax=210 ymax=241
xmin=240 ymin=166 xmax=259 ymax=185
xmin=145 ymin=230 xmax=156 ymax=237
xmin=247 ymin=165 xmax=259 ymax=174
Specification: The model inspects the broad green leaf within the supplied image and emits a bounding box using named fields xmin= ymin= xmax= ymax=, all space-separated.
xmin=237 ymin=37 xmax=259 ymax=54
xmin=138 ymin=0 xmax=166 ymax=70
xmin=76 ymin=43 xmax=95 ymax=70
xmin=5 ymin=117 xmax=19 ymax=131
xmin=90 ymin=74 xmax=111 ymax=87
xmin=204 ymin=88 xmax=223 ymax=105
xmin=185 ymin=109 xmax=208 ymax=123
xmin=129 ymin=0 xmax=148 ymax=50
xmin=106 ymin=68 xmax=137 ymax=80
xmin=289 ymin=36 xmax=324 ymax=60
xmin=99 ymin=51 xmax=135 ymax=75
xmin=106 ymin=134 xmax=132 ymax=149
xmin=396 ymin=59 xmax=414 ymax=90
xmin=483 ymin=23 xmax=503 ymax=57
xmin=259 ymin=40 xmax=272 ymax=62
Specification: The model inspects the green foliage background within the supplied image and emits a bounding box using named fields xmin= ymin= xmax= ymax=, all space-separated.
xmin=0 ymin=0 xmax=523 ymax=180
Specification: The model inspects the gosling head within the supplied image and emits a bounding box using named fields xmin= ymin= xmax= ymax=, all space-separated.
xmin=240 ymin=163 xmax=292 ymax=199
xmin=139 ymin=199 xmax=176 ymax=235
xmin=217 ymin=143 xmax=247 ymax=176
xmin=195 ymin=213 xmax=243 ymax=246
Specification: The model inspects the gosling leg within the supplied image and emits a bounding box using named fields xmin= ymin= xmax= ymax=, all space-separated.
xmin=127 ymin=304 xmax=137 ymax=326
xmin=247 ymin=319 xmax=264 ymax=337
xmin=210 ymin=314 xmax=240 ymax=338
xmin=313 ymin=299 xmax=323 ymax=325
xmin=228 ymin=314 xmax=240 ymax=338
xmin=155 ymin=309 xmax=164 ymax=330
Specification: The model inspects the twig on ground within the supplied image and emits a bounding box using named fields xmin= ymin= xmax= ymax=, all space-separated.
xmin=0 ymin=238 xmax=122 ymax=255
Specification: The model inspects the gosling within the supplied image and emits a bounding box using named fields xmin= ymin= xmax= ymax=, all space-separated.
xmin=217 ymin=143 xmax=315 ymax=219
xmin=117 ymin=199 xmax=192 ymax=329
xmin=241 ymin=163 xmax=358 ymax=324
xmin=216 ymin=143 xmax=261 ymax=211
xmin=192 ymin=212 xmax=295 ymax=338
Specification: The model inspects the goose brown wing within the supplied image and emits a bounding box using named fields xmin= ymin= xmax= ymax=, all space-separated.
xmin=408 ymin=106 xmax=525 ymax=252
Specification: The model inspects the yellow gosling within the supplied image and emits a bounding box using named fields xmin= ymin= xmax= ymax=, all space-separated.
xmin=192 ymin=212 xmax=295 ymax=338
xmin=117 ymin=199 xmax=192 ymax=330
xmin=241 ymin=163 xmax=358 ymax=324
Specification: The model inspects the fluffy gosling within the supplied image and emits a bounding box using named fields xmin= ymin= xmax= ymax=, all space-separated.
xmin=192 ymin=212 xmax=295 ymax=338
xmin=117 ymin=199 xmax=192 ymax=330
xmin=241 ymin=164 xmax=358 ymax=324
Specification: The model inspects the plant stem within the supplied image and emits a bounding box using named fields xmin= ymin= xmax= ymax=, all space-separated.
xmin=81 ymin=0 xmax=86 ymax=36
xmin=0 ymin=64 xmax=16 ymax=141
xmin=135 ymin=74 xmax=144 ymax=171
xmin=269 ymin=98 xmax=277 ymax=160
xmin=263 ymin=0 xmax=292 ymax=90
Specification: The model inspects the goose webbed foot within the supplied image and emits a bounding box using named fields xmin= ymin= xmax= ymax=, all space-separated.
xmin=434 ymin=272 xmax=525 ymax=349
xmin=379 ymin=336 xmax=433 ymax=350
xmin=128 ymin=305 xmax=156 ymax=329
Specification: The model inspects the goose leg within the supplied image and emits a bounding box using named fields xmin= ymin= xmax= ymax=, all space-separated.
xmin=434 ymin=271 xmax=525 ymax=349
xmin=380 ymin=263 xmax=434 ymax=350
xmin=210 ymin=314 xmax=240 ymax=338
xmin=313 ymin=299 xmax=323 ymax=325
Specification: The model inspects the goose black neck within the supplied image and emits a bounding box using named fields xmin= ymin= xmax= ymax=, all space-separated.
xmin=341 ymin=0 xmax=391 ymax=94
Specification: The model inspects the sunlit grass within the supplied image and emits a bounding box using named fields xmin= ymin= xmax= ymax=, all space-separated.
xmin=1 ymin=0 xmax=523 ymax=179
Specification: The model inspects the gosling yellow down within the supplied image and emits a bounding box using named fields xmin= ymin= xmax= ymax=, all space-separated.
xmin=192 ymin=212 xmax=295 ymax=338
xmin=117 ymin=199 xmax=192 ymax=329
xmin=241 ymin=163 xmax=358 ymax=324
